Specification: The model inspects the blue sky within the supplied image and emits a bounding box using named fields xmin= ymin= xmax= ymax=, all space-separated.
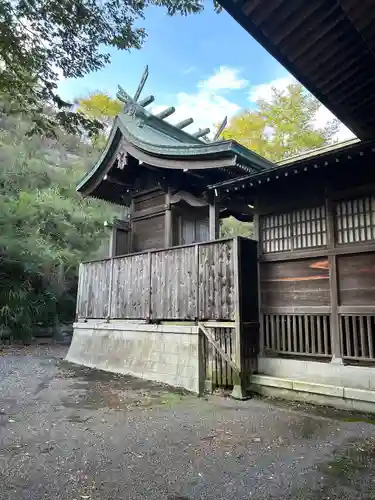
xmin=58 ymin=2 xmax=353 ymax=141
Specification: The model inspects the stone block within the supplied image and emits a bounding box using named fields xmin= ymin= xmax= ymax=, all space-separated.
xmin=251 ymin=374 xmax=293 ymax=390
xmin=292 ymin=380 xmax=344 ymax=398
xmin=344 ymin=387 xmax=375 ymax=403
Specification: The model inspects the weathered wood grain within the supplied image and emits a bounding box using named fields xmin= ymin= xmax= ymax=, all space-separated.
xmin=260 ymin=258 xmax=330 ymax=307
xmin=110 ymin=253 xmax=150 ymax=319
xmin=337 ymin=252 xmax=375 ymax=306
xmin=133 ymin=190 xmax=166 ymax=212
xmin=132 ymin=214 xmax=165 ymax=252
xmin=198 ymin=240 xmax=235 ymax=320
xmin=77 ymin=261 xmax=110 ymax=318
xmin=341 ymin=314 xmax=375 ymax=361
xmin=263 ymin=314 xmax=331 ymax=357
xmin=151 ymin=246 xmax=197 ymax=320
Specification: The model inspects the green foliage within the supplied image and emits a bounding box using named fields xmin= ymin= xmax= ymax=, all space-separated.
xmin=220 ymin=82 xmax=339 ymax=237
xmin=0 ymin=0 xmax=219 ymax=137
xmin=222 ymin=82 xmax=339 ymax=162
xmin=220 ymin=217 xmax=253 ymax=239
xmin=77 ymin=93 xmax=123 ymax=125
xmin=0 ymin=104 xmax=116 ymax=341
xmin=77 ymin=92 xmax=123 ymax=147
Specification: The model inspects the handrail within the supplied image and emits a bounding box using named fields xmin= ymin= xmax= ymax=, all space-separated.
xmin=80 ymin=236 xmax=253 ymax=264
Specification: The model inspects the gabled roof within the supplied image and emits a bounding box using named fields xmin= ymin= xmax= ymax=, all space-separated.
xmin=76 ymin=69 xmax=275 ymax=203
xmin=218 ymin=0 xmax=375 ymax=140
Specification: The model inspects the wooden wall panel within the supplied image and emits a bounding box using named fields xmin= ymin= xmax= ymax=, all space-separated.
xmin=132 ymin=214 xmax=165 ymax=252
xmin=260 ymin=258 xmax=330 ymax=307
xmin=198 ymin=240 xmax=235 ymax=320
xmin=111 ymin=254 xmax=150 ymax=319
xmin=174 ymin=206 xmax=209 ymax=245
xmin=133 ymin=190 xmax=166 ymax=211
xmin=338 ymin=252 xmax=375 ymax=306
xmin=150 ymin=246 xmax=197 ymax=320
xmin=239 ymin=238 xmax=259 ymax=322
xmin=115 ymin=230 xmax=130 ymax=256
xmin=77 ymin=261 xmax=110 ymax=318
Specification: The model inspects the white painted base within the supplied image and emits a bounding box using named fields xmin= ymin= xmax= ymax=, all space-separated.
xmin=66 ymin=321 xmax=201 ymax=393
xmin=255 ymin=356 xmax=375 ymax=412
xmin=258 ymin=356 xmax=375 ymax=391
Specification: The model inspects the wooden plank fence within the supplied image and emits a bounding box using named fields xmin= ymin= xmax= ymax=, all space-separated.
xmin=76 ymin=239 xmax=239 ymax=322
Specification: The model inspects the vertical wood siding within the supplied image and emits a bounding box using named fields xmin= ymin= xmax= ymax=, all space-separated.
xmin=76 ymin=238 xmax=240 ymax=322
xmin=111 ymin=253 xmax=150 ymax=319
xmin=150 ymin=246 xmax=197 ymax=320
xmin=76 ymin=260 xmax=110 ymax=318
xmin=198 ymin=240 xmax=235 ymax=320
xmin=202 ymin=326 xmax=235 ymax=388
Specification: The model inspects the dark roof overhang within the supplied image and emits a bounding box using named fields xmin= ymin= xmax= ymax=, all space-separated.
xmin=208 ymin=138 xmax=375 ymax=195
xmin=218 ymin=0 xmax=375 ymax=140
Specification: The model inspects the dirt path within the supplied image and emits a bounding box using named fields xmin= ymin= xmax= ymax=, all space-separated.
xmin=1 ymin=345 xmax=375 ymax=499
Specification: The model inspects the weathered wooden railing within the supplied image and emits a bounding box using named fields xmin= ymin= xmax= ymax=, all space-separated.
xmin=76 ymin=237 xmax=259 ymax=391
xmin=76 ymin=237 xmax=258 ymax=323
xmin=341 ymin=315 xmax=375 ymax=363
xmin=263 ymin=314 xmax=332 ymax=358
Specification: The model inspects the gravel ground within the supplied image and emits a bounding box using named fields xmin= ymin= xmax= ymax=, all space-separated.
xmin=1 ymin=345 xmax=375 ymax=500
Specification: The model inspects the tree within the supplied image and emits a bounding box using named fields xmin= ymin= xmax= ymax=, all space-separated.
xmin=219 ymin=82 xmax=339 ymax=237
xmin=77 ymin=93 xmax=122 ymax=127
xmin=222 ymin=82 xmax=339 ymax=162
xmin=0 ymin=0 xmax=220 ymax=137
xmin=77 ymin=92 xmax=123 ymax=149
xmin=0 ymin=97 xmax=117 ymax=340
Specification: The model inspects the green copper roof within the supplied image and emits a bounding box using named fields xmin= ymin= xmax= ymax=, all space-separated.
xmin=76 ymin=66 xmax=275 ymax=196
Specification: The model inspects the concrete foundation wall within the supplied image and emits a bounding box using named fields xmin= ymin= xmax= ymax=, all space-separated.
xmin=66 ymin=321 xmax=201 ymax=393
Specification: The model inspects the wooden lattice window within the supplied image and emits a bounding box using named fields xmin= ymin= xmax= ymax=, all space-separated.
xmin=341 ymin=315 xmax=375 ymax=362
xmin=263 ymin=314 xmax=331 ymax=358
xmin=261 ymin=206 xmax=327 ymax=253
xmin=336 ymin=195 xmax=375 ymax=244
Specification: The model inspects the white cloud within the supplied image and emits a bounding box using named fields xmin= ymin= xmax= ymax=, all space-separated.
xmin=248 ymin=76 xmax=356 ymax=142
xmin=199 ymin=66 xmax=248 ymax=92
xmin=182 ymin=66 xmax=197 ymax=75
xmin=313 ymin=105 xmax=355 ymax=142
xmin=249 ymin=76 xmax=294 ymax=102
xmin=151 ymin=66 xmax=245 ymax=138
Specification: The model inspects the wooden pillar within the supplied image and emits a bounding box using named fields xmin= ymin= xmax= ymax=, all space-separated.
xmin=253 ymin=210 xmax=264 ymax=356
xmin=231 ymin=236 xmax=248 ymax=399
xmin=109 ymin=226 xmax=118 ymax=258
xmin=326 ymin=194 xmax=342 ymax=361
xmin=209 ymin=198 xmax=220 ymax=240
xmin=164 ymin=187 xmax=173 ymax=247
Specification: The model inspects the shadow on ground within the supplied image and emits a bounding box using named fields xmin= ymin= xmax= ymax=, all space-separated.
xmin=57 ymin=360 xmax=192 ymax=412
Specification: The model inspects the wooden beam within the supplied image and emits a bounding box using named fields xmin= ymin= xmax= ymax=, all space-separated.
xmin=169 ymin=190 xmax=209 ymax=208
xmin=253 ymin=210 xmax=264 ymax=356
xmin=326 ymin=195 xmax=341 ymax=360
xmin=108 ymin=227 xmax=118 ymax=258
xmin=104 ymin=219 xmax=130 ymax=231
xmin=209 ymin=198 xmax=220 ymax=240
xmin=164 ymin=187 xmax=173 ymax=247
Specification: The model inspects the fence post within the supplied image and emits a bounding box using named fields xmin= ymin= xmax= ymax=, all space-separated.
xmin=107 ymin=258 xmax=114 ymax=321
xmin=231 ymin=237 xmax=248 ymax=400
xmin=148 ymin=252 xmax=152 ymax=322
